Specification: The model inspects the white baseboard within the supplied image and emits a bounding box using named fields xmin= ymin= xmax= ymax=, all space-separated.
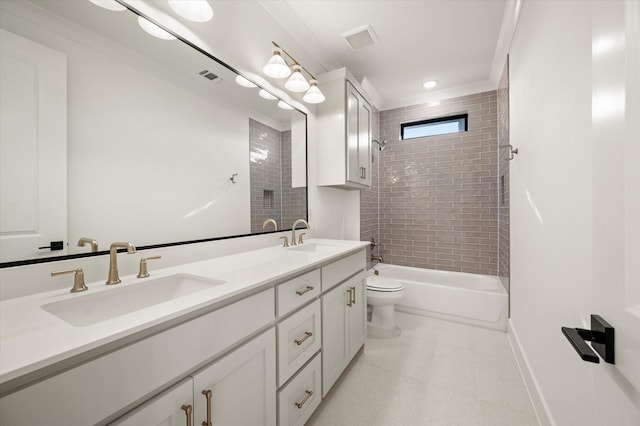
xmin=507 ymin=319 xmax=555 ymax=426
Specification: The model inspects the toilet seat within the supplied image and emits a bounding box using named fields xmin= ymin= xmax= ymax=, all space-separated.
xmin=366 ymin=277 xmax=404 ymax=292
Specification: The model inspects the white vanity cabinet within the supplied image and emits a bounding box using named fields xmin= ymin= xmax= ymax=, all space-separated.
xmin=317 ymin=68 xmax=373 ymax=189
xmin=320 ymin=251 xmax=367 ymax=396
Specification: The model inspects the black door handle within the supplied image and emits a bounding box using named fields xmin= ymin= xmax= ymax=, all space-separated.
xmin=561 ymin=315 xmax=615 ymax=364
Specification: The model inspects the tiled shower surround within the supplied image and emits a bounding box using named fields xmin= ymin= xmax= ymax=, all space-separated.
xmin=249 ymin=119 xmax=305 ymax=233
xmin=497 ymin=62 xmax=511 ymax=290
xmin=362 ymin=91 xmax=499 ymax=276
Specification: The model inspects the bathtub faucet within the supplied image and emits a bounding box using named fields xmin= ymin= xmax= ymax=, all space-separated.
xmin=371 ymin=255 xmax=383 ymax=264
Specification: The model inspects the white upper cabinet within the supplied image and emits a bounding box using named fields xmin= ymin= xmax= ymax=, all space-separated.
xmin=317 ymin=69 xmax=373 ymax=189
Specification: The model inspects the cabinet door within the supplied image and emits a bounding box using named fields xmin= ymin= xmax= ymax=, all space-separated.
xmin=112 ymin=379 xmax=193 ymax=426
xmin=321 ymin=282 xmax=349 ymax=397
xmin=192 ymin=328 xmax=276 ymax=426
xmin=345 ymin=81 xmax=361 ymax=184
xmin=348 ymin=273 xmax=367 ymax=359
xmin=358 ymin=96 xmax=372 ymax=186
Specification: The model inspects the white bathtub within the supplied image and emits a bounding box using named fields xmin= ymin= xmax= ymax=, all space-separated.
xmin=368 ymin=264 xmax=508 ymax=331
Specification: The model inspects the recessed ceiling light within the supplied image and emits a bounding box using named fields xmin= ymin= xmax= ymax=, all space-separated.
xmin=423 ymin=80 xmax=438 ymax=89
xmin=88 ymin=0 xmax=126 ymax=11
xmin=168 ymin=0 xmax=213 ymax=23
xmin=235 ymin=75 xmax=257 ymax=88
xmin=137 ymin=16 xmax=176 ymax=40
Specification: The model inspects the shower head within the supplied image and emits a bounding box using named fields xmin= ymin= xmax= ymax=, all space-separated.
xmin=372 ymin=139 xmax=387 ymax=151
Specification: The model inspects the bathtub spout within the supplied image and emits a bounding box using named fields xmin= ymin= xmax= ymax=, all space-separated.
xmin=371 ymin=255 xmax=383 ymax=264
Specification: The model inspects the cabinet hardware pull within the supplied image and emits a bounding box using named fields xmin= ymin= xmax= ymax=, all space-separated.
xmin=296 ymin=285 xmax=314 ymax=296
xmin=347 ymin=288 xmax=353 ymax=307
xmin=181 ymin=404 xmax=193 ymax=426
xmin=295 ymin=331 xmax=313 ymax=346
xmin=201 ymin=389 xmax=212 ymax=426
xmin=350 ymin=286 xmax=356 ymax=305
xmin=363 ymin=167 xmax=366 ymax=179
xmin=294 ymin=390 xmax=314 ymax=409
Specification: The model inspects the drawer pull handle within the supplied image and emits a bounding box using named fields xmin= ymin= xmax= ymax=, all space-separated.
xmin=201 ymin=389 xmax=212 ymax=426
xmin=296 ymin=285 xmax=314 ymax=296
xmin=294 ymin=331 xmax=313 ymax=346
xmin=295 ymin=390 xmax=314 ymax=409
xmin=181 ymin=404 xmax=193 ymax=426
xmin=350 ymin=286 xmax=356 ymax=305
xmin=347 ymin=287 xmax=353 ymax=307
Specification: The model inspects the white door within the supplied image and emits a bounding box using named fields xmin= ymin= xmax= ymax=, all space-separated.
xmin=509 ymin=1 xmax=640 ymax=424
xmin=112 ymin=379 xmax=193 ymax=426
xmin=191 ymin=329 xmax=276 ymax=426
xmin=345 ymin=82 xmax=360 ymax=184
xmin=358 ymin=96 xmax=371 ymax=186
xmin=0 ymin=29 xmax=67 ymax=262
xmin=347 ymin=273 xmax=366 ymax=359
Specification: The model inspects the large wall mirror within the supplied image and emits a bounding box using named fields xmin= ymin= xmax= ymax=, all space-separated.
xmin=0 ymin=0 xmax=307 ymax=265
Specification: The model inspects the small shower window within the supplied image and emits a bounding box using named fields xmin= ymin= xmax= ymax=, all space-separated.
xmin=401 ymin=114 xmax=468 ymax=140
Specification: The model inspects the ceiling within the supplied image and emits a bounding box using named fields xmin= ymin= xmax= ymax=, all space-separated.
xmin=259 ymin=0 xmax=509 ymax=110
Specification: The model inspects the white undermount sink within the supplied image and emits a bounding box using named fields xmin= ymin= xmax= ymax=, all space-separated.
xmin=286 ymin=242 xmax=345 ymax=253
xmin=41 ymin=274 xmax=225 ymax=327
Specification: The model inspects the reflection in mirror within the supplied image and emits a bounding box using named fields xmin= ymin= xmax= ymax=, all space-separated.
xmin=0 ymin=0 xmax=307 ymax=265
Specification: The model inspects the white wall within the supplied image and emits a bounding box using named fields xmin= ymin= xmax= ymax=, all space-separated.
xmin=509 ymin=1 xmax=640 ymax=424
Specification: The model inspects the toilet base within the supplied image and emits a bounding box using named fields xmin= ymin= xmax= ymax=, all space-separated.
xmin=367 ymin=323 xmax=401 ymax=339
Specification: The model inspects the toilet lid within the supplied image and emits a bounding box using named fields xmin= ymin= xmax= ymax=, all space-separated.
xmin=366 ymin=276 xmax=404 ymax=292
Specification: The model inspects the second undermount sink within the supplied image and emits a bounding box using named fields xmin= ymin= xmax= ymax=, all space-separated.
xmin=286 ymin=242 xmax=345 ymax=253
xmin=42 ymin=274 xmax=226 ymax=327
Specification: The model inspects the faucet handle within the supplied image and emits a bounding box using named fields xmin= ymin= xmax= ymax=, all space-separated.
xmin=137 ymin=256 xmax=162 ymax=278
xmin=279 ymin=236 xmax=289 ymax=248
xmin=298 ymin=233 xmax=306 ymax=245
xmin=51 ymin=268 xmax=87 ymax=293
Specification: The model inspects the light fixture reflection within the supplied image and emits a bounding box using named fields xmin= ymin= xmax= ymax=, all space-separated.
xmin=423 ymin=80 xmax=438 ymax=89
xmin=137 ymin=16 xmax=176 ymax=40
xmin=303 ymin=79 xmax=325 ymax=104
xmin=235 ymin=75 xmax=257 ymax=88
xmin=259 ymin=89 xmax=277 ymax=100
xmin=263 ymin=49 xmax=291 ymax=79
xmin=168 ymin=0 xmax=213 ymax=22
xmin=278 ymin=101 xmax=294 ymax=110
xmin=285 ymin=65 xmax=310 ymax=92
xmin=88 ymin=0 xmax=126 ymax=11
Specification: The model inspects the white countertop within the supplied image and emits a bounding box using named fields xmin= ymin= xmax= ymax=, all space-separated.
xmin=0 ymin=239 xmax=369 ymax=392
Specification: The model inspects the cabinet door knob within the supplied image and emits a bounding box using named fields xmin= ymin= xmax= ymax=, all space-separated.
xmin=181 ymin=404 xmax=193 ymax=426
xmin=201 ymin=389 xmax=212 ymax=426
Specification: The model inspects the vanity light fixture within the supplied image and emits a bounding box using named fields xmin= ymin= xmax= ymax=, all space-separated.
xmin=87 ymin=0 xmax=126 ymax=12
xmin=168 ymin=0 xmax=213 ymax=23
xmin=278 ymin=101 xmax=294 ymax=110
xmin=423 ymin=80 xmax=438 ymax=89
xmin=259 ymin=89 xmax=277 ymax=100
xmin=235 ymin=75 xmax=257 ymax=88
xmin=137 ymin=16 xmax=176 ymax=40
xmin=263 ymin=41 xmax=325 ymax=104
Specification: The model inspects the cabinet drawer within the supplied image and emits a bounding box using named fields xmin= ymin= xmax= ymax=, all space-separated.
xmin=321 ymin=250 xmax=365 ymax=291
xmin=277 ymin=300 xmax=321 ymax=386
xmin=277 ymin=269 xmax=320 ymax=317
xmin=278 ymin=354 xmax=322 ymax=426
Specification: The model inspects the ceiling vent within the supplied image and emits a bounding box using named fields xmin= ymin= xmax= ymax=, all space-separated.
xmin=199 ymin=70 xmax=219 ymax=81
xmin=341 ymin=24 xmax=379 ymax=51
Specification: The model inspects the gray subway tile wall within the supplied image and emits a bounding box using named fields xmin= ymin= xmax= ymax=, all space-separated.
xmin=362 ymin=91 xmax=499 ymax=276
xmin=281 ymin=130 xmax=307 ymax=229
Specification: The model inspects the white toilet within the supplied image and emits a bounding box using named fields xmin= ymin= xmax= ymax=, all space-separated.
xmin=366 ymin=274 xmax=405 ymax=338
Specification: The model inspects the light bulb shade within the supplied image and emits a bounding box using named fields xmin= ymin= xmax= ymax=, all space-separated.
xmin=138 ymin=16 xmax=176 ymax=40
xmin=168 ymin=0 xmax=213 ymax=23
xmin=263 ymin=50 xmax=291 ymax=79
xmin=259 ymin=89 xmax=277 ymax=100
xmin=285 ymin=65 xmax=310 ymax=92
xmin=88 ymin=0 xmax=126 ymax=11
xmin=303 ymin=80 xmax=325 ymax=104
xmin=277 ymin=101 xmax=294 ymax=110
xmin=235 ymin=75 xmax=257 ymax=88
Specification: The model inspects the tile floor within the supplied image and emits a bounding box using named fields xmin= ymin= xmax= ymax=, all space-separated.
xmin=306 ymin=312 xmax=539 ymax=426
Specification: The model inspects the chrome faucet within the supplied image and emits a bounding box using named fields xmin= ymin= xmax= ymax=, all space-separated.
xmin=291 ymin=219 xmax=310 ymax=246
xmin=106 ymin=242 xmax=136 ymax=285
xmin=262 ymin=218 xmax=278 ymax=231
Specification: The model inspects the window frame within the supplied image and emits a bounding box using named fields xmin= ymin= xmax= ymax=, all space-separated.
xmin=400 ymin=113 xmax=469 ymax=140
